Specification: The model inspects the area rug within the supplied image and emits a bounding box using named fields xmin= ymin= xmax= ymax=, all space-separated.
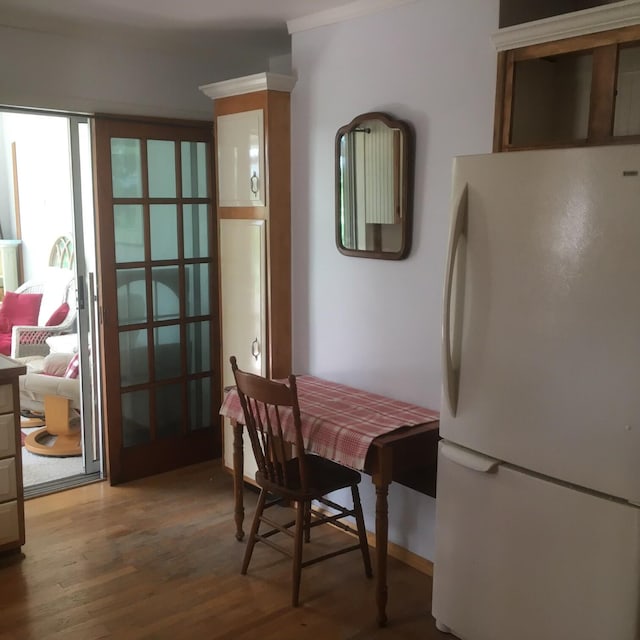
xmin=21 ymin=446 xmax=83 ymax=487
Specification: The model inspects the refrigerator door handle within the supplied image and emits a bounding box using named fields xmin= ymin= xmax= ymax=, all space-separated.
xmin=442 ymin=183 xmax=468 ymax=416
xmin=440 ymin=441 xmax=500 ymax=473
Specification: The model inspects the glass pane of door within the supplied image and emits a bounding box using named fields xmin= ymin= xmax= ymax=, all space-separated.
xmin=94 ymin=117 xmax=220 ymax=484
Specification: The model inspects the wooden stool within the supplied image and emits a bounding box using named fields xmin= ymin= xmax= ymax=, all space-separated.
xmin=24 ymin=395 xmax=81 ymax=457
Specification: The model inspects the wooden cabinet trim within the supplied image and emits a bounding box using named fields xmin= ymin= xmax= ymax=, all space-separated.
xmin=218 ymin=207 xmax=266 ymax=221
xmin=264 ymin=90 xmax=291 ymax=380
xmin=510 ymin=24 xmax=640 ymax=61
xmin=493 ymin=51 xmax=508 ymax=152
xmin=589 ymin=44 xmax=619 ymax=142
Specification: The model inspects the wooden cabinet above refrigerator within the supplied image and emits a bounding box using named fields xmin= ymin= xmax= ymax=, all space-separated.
xmin=492 ymin=3 xmax=640 ymax=151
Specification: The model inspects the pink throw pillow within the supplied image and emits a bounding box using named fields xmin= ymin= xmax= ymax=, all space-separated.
xmin=0 ymin=291 xmax=43 ymax=333
xmin=45 ymin=302 xmax=70 ymax=326
xmin=64 ymin=353 xmax=80 ymax=379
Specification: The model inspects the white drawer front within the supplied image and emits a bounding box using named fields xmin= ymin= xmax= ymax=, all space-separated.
xmin=0 ymin=384 xmax=13 ymax=414
xmin=0 ymin=413 xmax=16 ymax=458
xmin=0 ymin=457 xmax=17 ymax=502
xmin=0 ymin=500 xmax=19 ymax=545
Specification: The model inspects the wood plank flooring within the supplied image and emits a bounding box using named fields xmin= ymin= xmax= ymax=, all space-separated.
xmin=0 ymin=461 xmax=449 ymax=639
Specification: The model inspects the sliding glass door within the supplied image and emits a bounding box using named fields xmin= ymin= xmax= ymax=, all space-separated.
xmin=70 ymin=115 xmax=102 ymax=477
xmin=0 ymin=108 xmax=102 ymax=491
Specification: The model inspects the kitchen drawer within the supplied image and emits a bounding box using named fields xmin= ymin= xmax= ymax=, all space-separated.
xmin=0 ymin=500 xmax=19 ymax=546
xmin=0 ymin=457 xmax=17 ymax=502
xmin=0 ymin=384 xmax=12 ymax=414
xmin=0 ymin=413 xmax=15 ymax=458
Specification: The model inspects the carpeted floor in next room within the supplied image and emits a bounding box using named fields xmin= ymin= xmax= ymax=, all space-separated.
xmin=20 ymin=426 xmax=83 ymax=487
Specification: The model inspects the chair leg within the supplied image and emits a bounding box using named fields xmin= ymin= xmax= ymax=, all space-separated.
xmin=241 ymin=488 xmax=267 ymax=575
xmin=352 ymin=485 xmax=373 ymax=578
xmin=292 ymin=498 xmax=306 ymax=607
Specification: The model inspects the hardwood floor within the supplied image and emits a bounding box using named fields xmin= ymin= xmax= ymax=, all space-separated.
xmin=0 ymin=461 xmax=448 ymax=639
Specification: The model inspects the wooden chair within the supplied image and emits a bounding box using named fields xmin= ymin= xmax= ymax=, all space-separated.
xmin=230 ymin=356 xmax=372 ymax=607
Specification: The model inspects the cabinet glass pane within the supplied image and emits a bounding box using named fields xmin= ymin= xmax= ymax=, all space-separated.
xmin=119 ymin=329 xmax=149 ymax=386
xmin=150 ymin=204 xmax=178 ymax=261
xmin=183 ymin=204 xmax=209 ymax=259
xmin=147 ymin=140 xmax=176 ymax=198
xmin=122 ymin=390 xmax=150 ymax=447
xmin=154 ymin=324 xmax=181 ymax=380
xmin=117 ymin=268 xmax=147 ymax=325
xmin=111 ymin=138 xmax=142 ymax=198
xmin=152 ymin=266 xmax=180 ymax=321
xmin=187 ymin=321 xmax=210 ymax=374
xmin=185 ymin=263 xmax=209 ymax=317
xmin=614 ymin=45 xmax=640 ymax=137
xmin=114 ymin=205 xmax=144 ymax=263
xmin=188 ymin=376 xmax=211 ymax=431
xmin=181 ymin=141 xmax=208 ymax=197
xmin=155 ymin=383 xmax=183 ymax=438
xmin=511 ymin=52 xmax=592 ymax=147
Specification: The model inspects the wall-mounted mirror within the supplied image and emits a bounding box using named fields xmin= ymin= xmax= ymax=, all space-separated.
xmin=335 ymin=112 xmax=413 ymax=260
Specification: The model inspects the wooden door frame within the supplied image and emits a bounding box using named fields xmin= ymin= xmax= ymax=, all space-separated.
xmin=92 ymin=115 xmax=221 ymax=484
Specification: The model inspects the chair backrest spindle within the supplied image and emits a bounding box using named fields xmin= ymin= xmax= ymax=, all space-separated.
xmin=230 ymin=356 xmax=306 ymax=491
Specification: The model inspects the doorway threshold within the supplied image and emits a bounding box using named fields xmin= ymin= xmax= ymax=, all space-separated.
xmin=24 ymin=472 xmax=103 ymax=500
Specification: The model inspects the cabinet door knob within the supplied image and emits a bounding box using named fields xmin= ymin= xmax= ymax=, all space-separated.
xmin=251 ymin=337 xmax=260 ymax=361
xmin=250 ymin=172 xmax=259 ymax=196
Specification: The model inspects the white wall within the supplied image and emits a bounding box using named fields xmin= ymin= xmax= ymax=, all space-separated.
xmin=0 ymin=113 xmax=74 ymax=279
xmin=290 ymin=0 xmax=499 ymax=561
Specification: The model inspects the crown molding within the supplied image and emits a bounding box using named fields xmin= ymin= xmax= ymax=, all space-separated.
xmin=199 ymin=72 xmax=296 ymax=100
xmin=492 ymin=0 xmax=640 ymax=51
xmin=287 ymin=0 xmax=417 ymax=34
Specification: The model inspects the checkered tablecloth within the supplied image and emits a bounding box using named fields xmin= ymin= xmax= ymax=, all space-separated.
xmin=219 ymin=375 xmax=439 ymax=471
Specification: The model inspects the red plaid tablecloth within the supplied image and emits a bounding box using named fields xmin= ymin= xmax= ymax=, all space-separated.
xmin=219 ymin=375 xmax=439 ymax=471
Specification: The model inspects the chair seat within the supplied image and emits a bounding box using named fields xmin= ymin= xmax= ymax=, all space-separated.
xmin=256 ymin=454 xmax=361 ymax=499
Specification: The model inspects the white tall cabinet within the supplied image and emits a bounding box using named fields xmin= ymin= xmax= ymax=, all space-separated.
xmin=219 ymin=219 xmax=266 ymax=479
xmin=201 ymin=72 xmax=295 ymax=481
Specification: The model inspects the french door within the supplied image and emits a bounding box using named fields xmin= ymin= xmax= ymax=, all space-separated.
xmin=93 ymin=117 xmax=220 ymax=484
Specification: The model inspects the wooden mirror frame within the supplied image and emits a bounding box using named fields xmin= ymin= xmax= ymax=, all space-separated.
xmin=335 ymin=112 xmax=414 ymax=260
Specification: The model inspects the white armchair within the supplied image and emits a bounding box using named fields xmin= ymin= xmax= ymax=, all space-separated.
xmin=19 ymin=352 xmax=81 ymax=457
xmin=10 ymin=267 xmax=76 ymax=359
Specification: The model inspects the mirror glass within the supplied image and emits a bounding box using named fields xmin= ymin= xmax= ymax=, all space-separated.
xmin=335 ymin=112 xmax=413 ymax=259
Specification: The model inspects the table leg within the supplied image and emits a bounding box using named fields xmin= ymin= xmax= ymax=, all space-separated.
xmin=232 ymin=420 xmax=245 ymax=541
xmin=372 ymin=446 xmax=393 ymax=627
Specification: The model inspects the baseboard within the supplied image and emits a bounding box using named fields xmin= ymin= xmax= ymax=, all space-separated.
xmin=312 ymin=502 xmax=434 ymax=577
xmin=225 ymin=467 xmax=435 ymax=577
xmin=366 ymin=531 xmax=434 ymax=576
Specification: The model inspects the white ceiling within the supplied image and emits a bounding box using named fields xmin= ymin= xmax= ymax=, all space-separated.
xmin=0 ymin=0 xmax=361 ymax=30
xmin=0 ymin=0 xmax=361 ymax=56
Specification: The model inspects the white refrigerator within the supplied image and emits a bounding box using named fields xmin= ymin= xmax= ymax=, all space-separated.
xmin=432 ymin=145 xmax=640 ymax=640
